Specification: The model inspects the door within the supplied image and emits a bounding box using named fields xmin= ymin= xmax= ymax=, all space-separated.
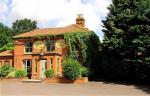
xmin=40 ymin=60 xmax=47 ymax=79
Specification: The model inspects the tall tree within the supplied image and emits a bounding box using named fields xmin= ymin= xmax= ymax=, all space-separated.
xmin=102 ymin=0 xmax=150 ymax=81
xmin=0 ymin=23 xmax=12 ymax=49
xmin=12 ymin=18 xmax=37 ymax=35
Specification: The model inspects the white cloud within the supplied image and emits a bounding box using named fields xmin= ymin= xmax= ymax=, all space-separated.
xmin=0 ymin=1 xmax=8 ymax=21
xmin=0 ymin=0 xmax=111 ymax=37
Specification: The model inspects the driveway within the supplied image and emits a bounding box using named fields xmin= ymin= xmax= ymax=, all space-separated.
xmin=0 ymin=81 xmax=150 ymax=96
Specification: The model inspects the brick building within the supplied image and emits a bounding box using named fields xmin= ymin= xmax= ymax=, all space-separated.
xmin=0 ymin=14 xmax=90 ymax=79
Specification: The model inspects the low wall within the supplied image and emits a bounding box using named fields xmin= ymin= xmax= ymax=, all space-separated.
xmin=44 ymin=77 xmax=88 ymax=83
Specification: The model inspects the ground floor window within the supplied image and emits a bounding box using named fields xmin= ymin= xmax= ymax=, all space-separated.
xmin=23 ymin=60 xmax=32 ymax=74
xmin=56 ymin=58 xmax=60 ymax=75
xmin=50 ymin=58 xmax=53 ymax=69
xmin=35 ymin=59 xmax=38 ymax=73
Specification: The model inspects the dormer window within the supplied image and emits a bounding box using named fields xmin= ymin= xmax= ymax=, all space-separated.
xmin=25 ymin=42 xmax=33 ymax=53
xmin=46 ymin=40 xmax=55 ymax=51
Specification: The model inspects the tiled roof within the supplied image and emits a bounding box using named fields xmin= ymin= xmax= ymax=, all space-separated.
xmin=0 ymin=50 xmax=14 ymax=56
xmin=13 ymin=24 xmax=90 ymax=38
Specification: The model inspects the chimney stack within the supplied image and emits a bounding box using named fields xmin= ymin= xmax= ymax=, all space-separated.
xmin=76 ymin=14 xmax=85 ymax=28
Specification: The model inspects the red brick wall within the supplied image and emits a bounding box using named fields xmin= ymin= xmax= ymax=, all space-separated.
xmin=13 ymin=37 xmax=68 ymax=79
xmin=0 ymin=56 xmax=13 ymax=67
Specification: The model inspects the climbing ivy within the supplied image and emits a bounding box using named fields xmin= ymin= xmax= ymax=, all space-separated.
xmin=64 ymin=31 xmax=101 ymax=69
xmin=23 ymin=31 xmax=101 ymax=76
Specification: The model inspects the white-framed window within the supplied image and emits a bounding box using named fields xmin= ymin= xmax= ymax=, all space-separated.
xmin=50 ymin=58 xmax=53 ymax=69
xmin=35 ymin=59 xmax=38 ymax=73
xmin=23 ymin=60 xmax=32 ymax=74
xmin=56 ymin=58 xmax=60 ymax=75
xmin=46 ymin=40 xmax=55 ymax=51
xmin=25 ymin=42 xmax=33 ymax=53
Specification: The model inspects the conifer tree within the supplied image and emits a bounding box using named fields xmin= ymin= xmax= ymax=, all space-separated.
xmin=102 ymin=0 xmax=150 ymax=81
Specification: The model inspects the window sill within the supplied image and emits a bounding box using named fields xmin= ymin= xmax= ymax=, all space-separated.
xmin=24 ymin=53 xmax=33 ymax=55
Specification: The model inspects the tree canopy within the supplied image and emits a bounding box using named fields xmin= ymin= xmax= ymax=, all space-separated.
xmin=12 ymin=18 xmax=37 ymax=35
xmin=0 ymin=18 xmax=38 ymax=52
xmin=102 ymin=0 xmax=150 ymax=82
xmin=0 ymin=23 xmax=13 ymax=51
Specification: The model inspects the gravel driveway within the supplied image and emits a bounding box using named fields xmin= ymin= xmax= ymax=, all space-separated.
xmin=0 ymin=81 xmax=150 ymax=96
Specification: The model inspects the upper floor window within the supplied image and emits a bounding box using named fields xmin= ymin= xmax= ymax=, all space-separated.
xmin=25 ymin=42 xmax=33 ymax=53
xmin=46 ymin=40 xmax=55 ymax=51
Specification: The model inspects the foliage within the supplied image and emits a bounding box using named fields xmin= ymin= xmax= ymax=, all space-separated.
xmin=15 ymin=69 xmax=27 ymax=78
xmin=62 ymin=58 xmax=81 ymax=80
xmin=102 ymin=0 xmax=150 ymax=82
xmin=12 ymin=18 xmax=37 ymax=35
xmin=44 ymin=69 xmax=55 ymax=78
xmin=0 ymin=42 xmax=14 ymax=52
xmin=0 ymin=23 xmax=13 ymax=50
xmin=64 ymin=32 xmax=101 ymax=78
xmin=0 ymin=65 xmax=14 ymax=77
xmin=6 ymin=71 xmax=16 ymax=78
xmin=80 ymin=67 xmax=89 ymax=77
xmin=0 ymin=18 xmax=37 ymax=52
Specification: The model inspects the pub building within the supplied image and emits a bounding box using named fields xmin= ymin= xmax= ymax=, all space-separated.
xmin=0 ymin=14 xmax=90 ymax=79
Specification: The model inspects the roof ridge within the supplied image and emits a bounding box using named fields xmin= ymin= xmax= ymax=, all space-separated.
xmin=72 ymin=24 xmax=89 ymax=31
xmin=13 ymin=24 xmax=90 ymax=38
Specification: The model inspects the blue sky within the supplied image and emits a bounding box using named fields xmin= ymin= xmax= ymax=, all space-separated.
xmin=0 ymin=0 xmax=111 ymax=39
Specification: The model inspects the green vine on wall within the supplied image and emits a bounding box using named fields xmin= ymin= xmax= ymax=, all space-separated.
xmin=32 ymin=31 xmax=101 ymax=68
xmin=64 ymin=31 xmax=101 ymax=68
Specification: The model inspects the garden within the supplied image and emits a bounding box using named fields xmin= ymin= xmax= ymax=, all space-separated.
xmin=44 ymin=58 xmax=89 ymax=83
xmin=0 ymin=58 xmax=89 ymax=83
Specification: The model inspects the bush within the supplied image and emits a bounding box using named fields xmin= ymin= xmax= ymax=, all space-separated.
xmin=62 ymin=58 xmax=81 ymax=80
xmin=15 ymin=69 xmax=27 ymax=78
xmin=80 ymin=67 xmax=89 ymax=77
xmin=6 ymin=71 xmax=16 ymax=78
xmin=0 ymin=65 xmax=14 ymax=77
xmin=44 ymin=69 xmax=55 ymax=78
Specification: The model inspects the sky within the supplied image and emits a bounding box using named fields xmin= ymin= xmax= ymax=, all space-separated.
xmin=0 ymin=0 xmax=112 ymax=39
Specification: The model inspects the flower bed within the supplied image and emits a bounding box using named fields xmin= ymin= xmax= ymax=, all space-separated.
xmin=44 ymin=77 xmax=88 ymax=83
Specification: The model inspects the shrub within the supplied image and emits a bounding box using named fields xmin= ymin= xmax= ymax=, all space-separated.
xmin=0 ymin=65 xmax=14 ymax=77
xmin=15 ymin=69 xmax=27 ymax=78
xmin=44 ymin=69 xmax=55 ymax=78
xmin=80 ymin=67 xmax=89 ymax=77
xmin=62 ymin=58 xmax=81 ymax=80
xmin=6 ymin=71 xmax=16 ymax=78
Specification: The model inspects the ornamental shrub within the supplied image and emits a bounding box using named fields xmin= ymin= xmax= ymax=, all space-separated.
xmin=0 ymin=65 xmax=14 ymax=77
xmin=15 ymin=69 xmax=27 ymax=78
xmin=80 ymin=67 xmax=89 ymax=77
xmin=62 ymin=58 xmax=81 ymax=80
xmin=6 ymin=71 xmax=16 ymax=78
xmin=44 ymin=69 xmax=55 ymax=78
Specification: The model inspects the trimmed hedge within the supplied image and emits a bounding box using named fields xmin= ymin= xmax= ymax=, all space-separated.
xmin=62 ymin=58 xmax=81 ymax=80
xmin=44 ymin=69 xmax=55 ymax=78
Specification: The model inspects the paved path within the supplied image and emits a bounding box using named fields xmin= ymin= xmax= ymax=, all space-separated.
xmin=0 ymin=81 xmax=150 ymax=96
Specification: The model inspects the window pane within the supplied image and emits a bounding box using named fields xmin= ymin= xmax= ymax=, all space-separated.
xmin=22 ymin=60 xmax=32 ymax=73
xmin=46 ymin=40 xmax=55 ymax=51
xmin=35 ymin=60 xmax=38 ymax=73
xmin=25 ymin=42 xmax=33 ymax=53
xmin=27 ymin=61 xmax=31 ymax=66
xmin=50 ymin=58 xmax=53 ymax=68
